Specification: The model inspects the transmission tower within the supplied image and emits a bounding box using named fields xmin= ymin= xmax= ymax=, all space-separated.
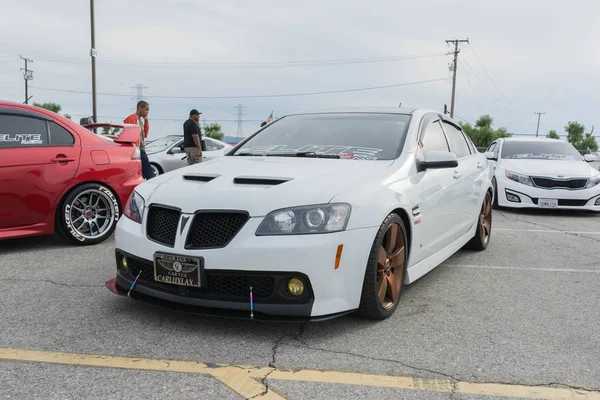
xmin=234 ymin=104 xmax=246 ymax=137
xmin=131 ymin=83 xmax=148 ymax=101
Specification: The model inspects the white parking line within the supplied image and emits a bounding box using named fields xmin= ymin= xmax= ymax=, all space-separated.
xmin=444 ymin=264 xmax=600 ymax=274
xmin=494 ymin=228 xmax=600 ymax=235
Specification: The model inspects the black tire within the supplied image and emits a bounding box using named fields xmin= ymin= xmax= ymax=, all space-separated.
xmin=56 ymin=183 xmax=121 ymax=245
xmin=465 ymin=190 xmax=492 ymax=251
xmin=492 ymin=177 xmax=499 ymax=209
xmin=150 ymin=163 xmax=163 ymax=176
xmin=355 ymin=213 xmax=408 ymax=320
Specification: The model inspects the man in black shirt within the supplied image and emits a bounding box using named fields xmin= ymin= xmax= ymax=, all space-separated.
xmin=183 ymin=109 xmax=203 ymax=164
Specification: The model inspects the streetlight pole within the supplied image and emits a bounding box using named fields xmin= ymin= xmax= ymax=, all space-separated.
xmin=90 ymin=0 xmax=98 ymax=123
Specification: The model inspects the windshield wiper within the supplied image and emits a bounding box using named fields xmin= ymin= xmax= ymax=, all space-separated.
xmin=266 ymin=151 xmax=340 ymax=159
xmin=234 ymin=152 xmax=266 ymax=156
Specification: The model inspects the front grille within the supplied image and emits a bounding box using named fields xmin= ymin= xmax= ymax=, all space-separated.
xmin=532 ymin=177 xmax=588 ymax=189
xmin=126 ymin=257 xmax=274 ymax=300
xmin=147 ymin=206 xmax=181 ymax=247
xmin=185 ymin=212 xmax=249 ymax=249
xmin=532 ymin=198 xmax=588 ymax=207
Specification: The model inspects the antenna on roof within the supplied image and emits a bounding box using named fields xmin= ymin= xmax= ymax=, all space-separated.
xmin=398 ymin=102 xmax=402 ymax=107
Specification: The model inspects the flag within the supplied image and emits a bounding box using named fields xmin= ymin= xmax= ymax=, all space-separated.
xmin=266 ymin=111 xmax=273 ymax=124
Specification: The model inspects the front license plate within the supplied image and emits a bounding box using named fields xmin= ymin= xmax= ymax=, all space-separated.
xmin=538 ymin=198 xmax=558 ymax=208
xmin=153 ymin=252 xmax=201 ymax=287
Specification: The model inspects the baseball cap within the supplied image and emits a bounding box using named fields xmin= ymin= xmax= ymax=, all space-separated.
xmin=190 ymin=109 xmax=202 ymax=116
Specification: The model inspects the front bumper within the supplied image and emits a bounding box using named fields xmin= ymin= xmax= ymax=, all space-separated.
xmin=497 ymin=177 xmax=600 ymax=211
xmin=110 ymin=215 xmax=379 ymax=319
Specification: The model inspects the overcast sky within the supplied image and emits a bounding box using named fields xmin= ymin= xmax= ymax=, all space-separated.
xmin=1 ymin=0 xmax=599 ymax=140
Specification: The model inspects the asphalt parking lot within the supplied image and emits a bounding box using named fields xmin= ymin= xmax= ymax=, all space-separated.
xmin=1 ymin=208 xmax=599 ymax=400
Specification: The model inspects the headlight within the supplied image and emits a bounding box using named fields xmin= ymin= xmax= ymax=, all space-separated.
xmin=124 ymin=191 xmax=145 ymax=223
xmin=586 ymin=176 xmax=600 ymax=189
xmin=505 ymin=170 xmax=534 ymax=186
xmin=256 ymin=203 xmax=351 ymax=235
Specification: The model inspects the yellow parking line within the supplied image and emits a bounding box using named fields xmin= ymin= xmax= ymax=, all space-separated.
xmin=1 ymin=348 xmax=599 ymax=400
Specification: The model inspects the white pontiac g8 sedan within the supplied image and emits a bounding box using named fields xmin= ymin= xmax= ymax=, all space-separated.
xmin=106 ymin=108 xmax=494 ymax=321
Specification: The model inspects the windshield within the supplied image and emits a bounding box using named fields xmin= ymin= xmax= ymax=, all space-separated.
xmin=231 ymin=113 xmax=411 ymax=160
xmin=501 ymin=140 xmax=583 ymax=160
xmin=145 ymin=136 xmax=182 ymax=154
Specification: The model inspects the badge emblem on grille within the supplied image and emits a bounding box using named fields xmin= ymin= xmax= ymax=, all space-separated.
xmin=173 ymin=261 xmax=183 ymax=272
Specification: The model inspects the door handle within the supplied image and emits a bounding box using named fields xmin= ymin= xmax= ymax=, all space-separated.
xmin=453 ymin=171 xmax=462 ymax=179
xmin=477 ymin=162 xmax=483 ymax=169
xmin=51 ymin=157 xmax=76 ymax=163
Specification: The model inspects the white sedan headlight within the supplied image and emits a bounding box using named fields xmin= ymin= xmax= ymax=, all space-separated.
xmin=256 ymin=204 xmax=351 ymax=235
xmin=505 ymin=170 xmax=534 ymax=187
xmin=586 ymin=176 xmax=600 ymax=189
xmin=124 ymin=191 xmax=145 ymax=224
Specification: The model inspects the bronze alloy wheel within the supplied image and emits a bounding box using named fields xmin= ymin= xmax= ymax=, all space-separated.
xmin=480 ymin=192 xmax=492 ymax=245
xmin=376 ymin=223 xmax=406 ymax=309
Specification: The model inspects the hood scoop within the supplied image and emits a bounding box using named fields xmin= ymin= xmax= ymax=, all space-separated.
xmin=233 ymin=176 xmax=292 ymax=186
xmin=183 ymin=173 xmax=220 ymax=182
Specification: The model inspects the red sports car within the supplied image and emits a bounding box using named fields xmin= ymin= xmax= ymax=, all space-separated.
xmin=0 ymin=101 xmax=144 ymax=245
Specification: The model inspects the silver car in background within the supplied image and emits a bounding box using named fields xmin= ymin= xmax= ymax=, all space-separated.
xmin=146 ymin=135 xmax=234 ymax=175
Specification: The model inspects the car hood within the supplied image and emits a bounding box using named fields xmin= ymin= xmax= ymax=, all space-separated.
xmin=501 ymin=158 xmax=600 ymax=178
xmin=140 ymin=156 xmax=394 ymax=216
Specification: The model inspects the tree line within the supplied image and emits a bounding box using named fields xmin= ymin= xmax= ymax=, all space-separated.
xmin=459 ymin=114 xmax=598 ymax=152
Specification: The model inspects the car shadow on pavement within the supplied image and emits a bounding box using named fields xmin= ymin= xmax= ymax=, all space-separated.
xmin=0 ymin=234 xmax=71 ymax=254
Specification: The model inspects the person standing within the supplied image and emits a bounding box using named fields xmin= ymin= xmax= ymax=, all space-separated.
xmin=183 ymin=109 xmax=203 ymax=165
xmin=124 ymin=101 xmax=155 ymax=179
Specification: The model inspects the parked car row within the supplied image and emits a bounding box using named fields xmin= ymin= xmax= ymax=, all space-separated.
xmin=2 ymin=101 xmax=599 ymax=322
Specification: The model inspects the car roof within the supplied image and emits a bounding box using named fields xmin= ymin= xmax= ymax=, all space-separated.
xmin=500 ymin=137 xmax=568 ymax=143
xmin=286 ymin=107 xmax=421 ymax=116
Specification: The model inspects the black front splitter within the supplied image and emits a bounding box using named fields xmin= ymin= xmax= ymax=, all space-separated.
xmin=105 ymin=278 xmax=355 ymax=323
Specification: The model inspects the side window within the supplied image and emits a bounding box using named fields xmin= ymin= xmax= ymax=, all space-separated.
xmin=442 ymin=122 xmax=471 ymax=158
xmin=48 ymin=121 xmax=75 ymax=145
xmin=487 ymin=142 xmax=497 ymax=153
xmin=421 ymin=120 xmax=450 ymax=153
xmin=204 ymin=138 xmax=224 ymax=150
xmin=463 ymin=131 xmax=477 ymax=154
xmin=0 ymin=114 xmax=49 ymax=148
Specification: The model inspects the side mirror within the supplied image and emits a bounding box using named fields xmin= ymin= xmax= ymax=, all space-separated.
xmin=419 ymin=150 xmax=459 ymax=170
xmin=169 ymin=146 xmax=183 ymax=154
xmin=484 ymin=151 xmax=497 ymax=161
xmin=583 ymin=154 xmax=596 ymax=162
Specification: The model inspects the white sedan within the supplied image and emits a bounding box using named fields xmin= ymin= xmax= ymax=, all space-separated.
xmin=145 ymin=135 xmax=233 ymax=176
xmin=484 ymin=137 xmax=600 ymax=211
xmin=106 ymin=108 xmax=493 ymax=321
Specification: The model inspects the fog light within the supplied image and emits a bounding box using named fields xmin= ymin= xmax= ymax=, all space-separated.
xmin=506 ymin=192 xmax=521 ymax=203
xmin=121 ymin=256 xmax=128 ymax=270
xmin=595 ymin=197 xmax=600 ymax=206
xmin=287 ymin=278 xmax=304 ymax=296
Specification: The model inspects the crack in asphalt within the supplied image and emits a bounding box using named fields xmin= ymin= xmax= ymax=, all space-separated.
xmin=0 ymin=278 xmax=100 ymax=288
xmin=288 ymin=333 xmax=600 ymax=394
xmin=251 ymin=324 xmax=306 ymax=399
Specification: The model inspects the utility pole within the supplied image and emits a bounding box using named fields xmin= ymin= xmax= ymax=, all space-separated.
xmin=234 ymin=104 xmax=246 ymax=137
xmin=90 ymin=0 xmax=98 ymax=122
xmin=20 ymin=56 xmax=33 ymax=104
xmin=445 ymin=38 xmax=469 ymax=118
xmin=534 ymin=112 xmax=545 ymax=137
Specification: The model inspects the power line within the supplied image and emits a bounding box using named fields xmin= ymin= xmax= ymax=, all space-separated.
xmin=30 ymin=77 xmax=449 ymax=99
xmin=466 ymin=44 xmax=529 ymax=117
xmin=31 ymin=52 xmax=448 ymax=69
xmin=445 ymin=39 xmax=469 ymax=118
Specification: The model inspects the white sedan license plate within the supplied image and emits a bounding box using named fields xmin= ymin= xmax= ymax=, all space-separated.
xmin=153 ymin=252 xmax=201 ymax=287
xmin=538 ymin=198 xmax=558 ymax=208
